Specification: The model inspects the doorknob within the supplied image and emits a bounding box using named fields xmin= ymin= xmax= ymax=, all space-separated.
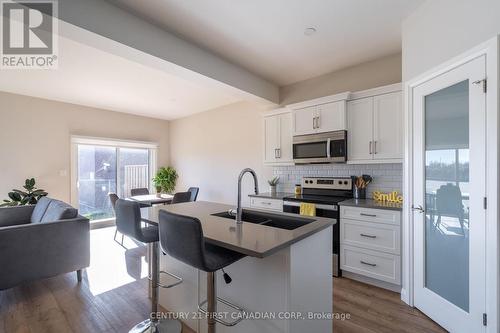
xmin=412 ymin=205 xmax=425 ymax=213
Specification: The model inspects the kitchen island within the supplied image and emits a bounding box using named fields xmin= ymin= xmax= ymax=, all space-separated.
xmin=141 ymin=201 xmax=334 ymax=333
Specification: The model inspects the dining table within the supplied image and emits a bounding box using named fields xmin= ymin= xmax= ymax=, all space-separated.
xmin=129 ymin=193 xmax=173 ymax=206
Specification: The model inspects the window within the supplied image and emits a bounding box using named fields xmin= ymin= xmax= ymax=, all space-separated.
xmin=71 ymin=136 xmax=157 ymax=222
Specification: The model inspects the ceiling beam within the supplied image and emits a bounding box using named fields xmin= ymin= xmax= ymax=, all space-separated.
xmin=54 ymin=0 xmax=279 ymax=104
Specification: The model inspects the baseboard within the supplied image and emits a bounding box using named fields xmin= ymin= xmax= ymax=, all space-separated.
xmin=342 ymin=271 xmax=402 ymax=293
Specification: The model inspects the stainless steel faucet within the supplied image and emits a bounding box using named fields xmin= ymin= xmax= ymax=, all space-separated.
xmin=236 ymin=168 xmax=259 ymax=224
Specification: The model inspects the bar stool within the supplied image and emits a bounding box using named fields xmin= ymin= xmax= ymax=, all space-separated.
xmin=158 ymin=210 xmax=246 ymax=333
xmin=115 ymin=199 xmax=183 ymax=333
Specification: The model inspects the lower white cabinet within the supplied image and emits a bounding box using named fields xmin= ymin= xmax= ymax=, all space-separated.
xmin=249 ymin=197 xmax=283 ymax=212
xmin=340 ymin=205 xmax=401 ymax=287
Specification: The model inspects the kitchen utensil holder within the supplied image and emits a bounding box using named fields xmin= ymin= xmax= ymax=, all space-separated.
xmin=354 ymin=187 xmax=366 ymax=199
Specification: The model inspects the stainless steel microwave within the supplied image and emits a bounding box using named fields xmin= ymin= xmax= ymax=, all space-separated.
xmin=292 ymin=130 xmax=347 ymax=164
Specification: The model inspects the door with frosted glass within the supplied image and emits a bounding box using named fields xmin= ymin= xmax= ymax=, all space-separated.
xmin=412 ymin=56 xmax=486 ymax=332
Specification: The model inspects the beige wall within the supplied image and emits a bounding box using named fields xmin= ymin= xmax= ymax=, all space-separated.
xmin=0 ymin=91 xmax=170 ymax=203
xmin=280 ymin=53 xmax=402 ymax=105
xmin=402 ymin=0 xmax=500 ymax=81
xmin=169 ymin=101 xmax=273 ymax=206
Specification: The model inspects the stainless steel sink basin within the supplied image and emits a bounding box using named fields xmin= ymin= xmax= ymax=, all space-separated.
xmin=211 ymin=209 xmax=315 ymax=230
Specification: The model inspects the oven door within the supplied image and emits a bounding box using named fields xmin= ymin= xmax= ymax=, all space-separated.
xmin=293 ymin=131 xmax=346 ymax=163
xmin=283 ymin=200 xmax=340 ymax=276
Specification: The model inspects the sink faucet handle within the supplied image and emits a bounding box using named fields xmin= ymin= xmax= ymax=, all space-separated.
xmin=228 ymin=209 xmax=237 ymax=217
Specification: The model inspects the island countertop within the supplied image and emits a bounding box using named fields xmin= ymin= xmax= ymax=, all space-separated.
xmin=141 ymin=201 xmax=335 ymax=258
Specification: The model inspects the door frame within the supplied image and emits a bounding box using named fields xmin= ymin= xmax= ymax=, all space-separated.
xmin=403 ymin=36 xmax=499 ymax=332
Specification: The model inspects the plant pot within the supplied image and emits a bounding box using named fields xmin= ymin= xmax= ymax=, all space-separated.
xmin=353 ymin=187 xmax=366 ymax=199
xmin=269 ymin=185 xmax=277 ymax=195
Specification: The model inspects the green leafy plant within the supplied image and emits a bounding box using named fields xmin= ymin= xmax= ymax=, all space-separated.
xmin=267 ymin=176 xmax=280 ymax=186
xmin=1 ymin=178 xmax=48 ymax=207
xmin=152 ymin=167 xmax=178 ymax=194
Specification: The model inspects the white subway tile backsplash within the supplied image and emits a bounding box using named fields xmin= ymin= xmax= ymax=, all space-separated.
xmin=273 ymin=163 xmax=403 ymax=198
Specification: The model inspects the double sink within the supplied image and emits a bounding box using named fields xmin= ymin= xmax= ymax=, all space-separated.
xmin=212 ymin=209 xmax=314 ymax=230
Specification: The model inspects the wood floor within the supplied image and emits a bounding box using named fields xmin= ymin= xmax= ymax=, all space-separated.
xmin=0 ymin=227 xmax=445 ymax=333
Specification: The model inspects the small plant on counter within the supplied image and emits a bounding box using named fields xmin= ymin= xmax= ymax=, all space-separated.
xmin=152 ymin=166 xmax=178 ymax=194
xmin=268 ymin=176 xmax=280 ymax=194
xmin=1 ymin=178 xmax=48 ymax=207
xmin=267 ymin=176 xmax=280 ymax=187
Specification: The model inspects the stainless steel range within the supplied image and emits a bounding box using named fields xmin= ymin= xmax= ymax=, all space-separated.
xmin=283 ymin=176 xmax=353 ymax=277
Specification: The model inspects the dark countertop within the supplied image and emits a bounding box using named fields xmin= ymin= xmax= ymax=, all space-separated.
xmin=248 ymin=192 xmax=294 ymax=200
xmin=339 ymin=198 xmax=402 ymax=211
xmin=141 ymin=201 xmax=335 ymax=258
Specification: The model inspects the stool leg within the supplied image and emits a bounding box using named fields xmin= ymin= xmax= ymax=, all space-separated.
xmin=151 ymin=241 xmax=159 ymax=320
xmin=207 ymin=271 xmax=217 ymax=333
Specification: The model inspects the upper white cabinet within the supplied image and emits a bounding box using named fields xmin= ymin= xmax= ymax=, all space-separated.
xmin=289 ymin=92 xmax=350 ymax=136
xmin=263 ymin=109 xmax=293 ymax=164
xmin=347 ymin=84 xmax=403 ymax=164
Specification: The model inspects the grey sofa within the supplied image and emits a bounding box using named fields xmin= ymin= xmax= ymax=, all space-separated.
xmin=0 ymin=197 xmax=90 ymax=290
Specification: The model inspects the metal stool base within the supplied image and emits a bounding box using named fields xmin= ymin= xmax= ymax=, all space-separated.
xmin=129 ymin=318 xmax=182 ymax=333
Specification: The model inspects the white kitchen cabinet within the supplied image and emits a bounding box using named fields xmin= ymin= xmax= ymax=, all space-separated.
xmin=249 ymin=197 xmax=283 ymax=211
xmin=340 ymin=205 xmax=402 ymax=289
xmin=347 ymin=87 xmax=403 ymax=164
xmin=263 ymin=109 xmax=293 ymax=164
xmin=289 ymin=92 xmax=350 ymax=136
xmin=373 ymin=92 xmax=403 ymax=159
xmin=347 ymin=98 xmax=373 ymax=161
xmin=292 ymin=105 xmax=316 ymax=135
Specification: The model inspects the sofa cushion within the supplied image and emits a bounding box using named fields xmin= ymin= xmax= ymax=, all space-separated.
xmin=30 ymin=197 xmax=53 ymax=223
xmin=40 ymin=200 xmax=78 ymax=223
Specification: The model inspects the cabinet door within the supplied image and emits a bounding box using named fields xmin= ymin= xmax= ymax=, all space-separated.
xmin=263 ymin=115 xmax=279 ymax=163
xmin=293 ymin=106 xmax=316 ymax=136
xmin=316 ymin=101 xmax=346 ymax=133
xmin=278 ymin=112 xmax=293 ymax=162
xmin=373 ymin=92 xmax=403 ymax=160
xmin=347 ymin=97 xmax=373 ymax=161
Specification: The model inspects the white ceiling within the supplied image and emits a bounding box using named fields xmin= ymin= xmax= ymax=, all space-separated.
xmin=0 ymin=34 xmax=241 ymax=120
xmin=109 ymin=0 xmax=423 ymax=86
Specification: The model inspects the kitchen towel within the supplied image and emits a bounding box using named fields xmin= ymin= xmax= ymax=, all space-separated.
xmin=299 ymin=202 xmax=316 ymax=216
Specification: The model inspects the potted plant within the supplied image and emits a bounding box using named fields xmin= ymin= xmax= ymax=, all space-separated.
xmin=1 ymin=178 xmax=48 ymax=207
xmin=152 ymin=167 xmax=178 ymax=197
xmin=267 ymin=176 xmax=279 ymax=195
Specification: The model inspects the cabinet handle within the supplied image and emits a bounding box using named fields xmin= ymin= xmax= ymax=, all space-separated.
xmin=360 ymin=233 xmax=377 ymax=239
xmin=360 ymin=213 xmax=377 ymax=217
xmin=360 ymin=260 xmax=377 ymax=267
xmin=262 ymin=202 xmax=272 ymax=205
xmin=277 ymin=148 xmax=281 ymax=158
xmin=374 ymin=141 xmax=377 ymax=154
xmin=312 ymin=117 xmax=316 ymax=129
xmin=369 ymin=141 xmax=373 ymax=154
xmin=274 ymin=148 xmax=278 ymax=158
xmin=316 ymin=116 xmax=320 ymax=129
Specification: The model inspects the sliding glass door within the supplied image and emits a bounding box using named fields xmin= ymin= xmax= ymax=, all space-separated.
xmin=72 ymin=137 xmax=157 ymax=222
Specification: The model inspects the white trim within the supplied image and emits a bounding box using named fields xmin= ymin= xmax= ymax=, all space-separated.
xmin=261 ymin=107 xmax=291 ymax=117
xmin=347 ymin=159 xmax=403 ymax=165
xmin=286 ymin=92 xmax=351 ymax=110
xmin=348 ymin=83 xmax=402 ymax=100
xmin=71 ymin=135 xmax=159 ymax=149
xmin=403 ymin=36 xmax=499 ymax=332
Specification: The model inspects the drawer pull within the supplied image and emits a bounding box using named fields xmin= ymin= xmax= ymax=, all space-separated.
xmin=360 ymin=213 xmax=377 ymax=217
xmin=360 ymin=233 xmax=377 ymax=239
xmin=262 ymin=202 xmax=272 ymax=205
xmin=360 ymin=260 xmax=377 ymax=267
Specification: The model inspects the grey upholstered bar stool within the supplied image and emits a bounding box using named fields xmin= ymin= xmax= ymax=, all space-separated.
xmin=158 ymin=210 xmax=246 ymax=333
xmin=115 ymin=199 xmax=183 ymax=333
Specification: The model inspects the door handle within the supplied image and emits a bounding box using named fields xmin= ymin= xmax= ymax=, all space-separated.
xmin=326 ymin=138 xmax=331 ymax=158
xmin=412 ymin=205 xmax=425 ymax=213
xmin=360 ymin=260 xmax=377 ymax=267
xmin=369 ymin=141 xmax=373 ymax=154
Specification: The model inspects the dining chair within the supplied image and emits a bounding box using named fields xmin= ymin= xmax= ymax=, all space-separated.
xmin=109 ymin=193 xmax=124 ymax=245
xmin=187 ymin=187 xmax=199 ymax=202
xmin=131 ymin=187 xmax=149 ymax=196
xmin=171 ymin=191 xmax=192 ymax=204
